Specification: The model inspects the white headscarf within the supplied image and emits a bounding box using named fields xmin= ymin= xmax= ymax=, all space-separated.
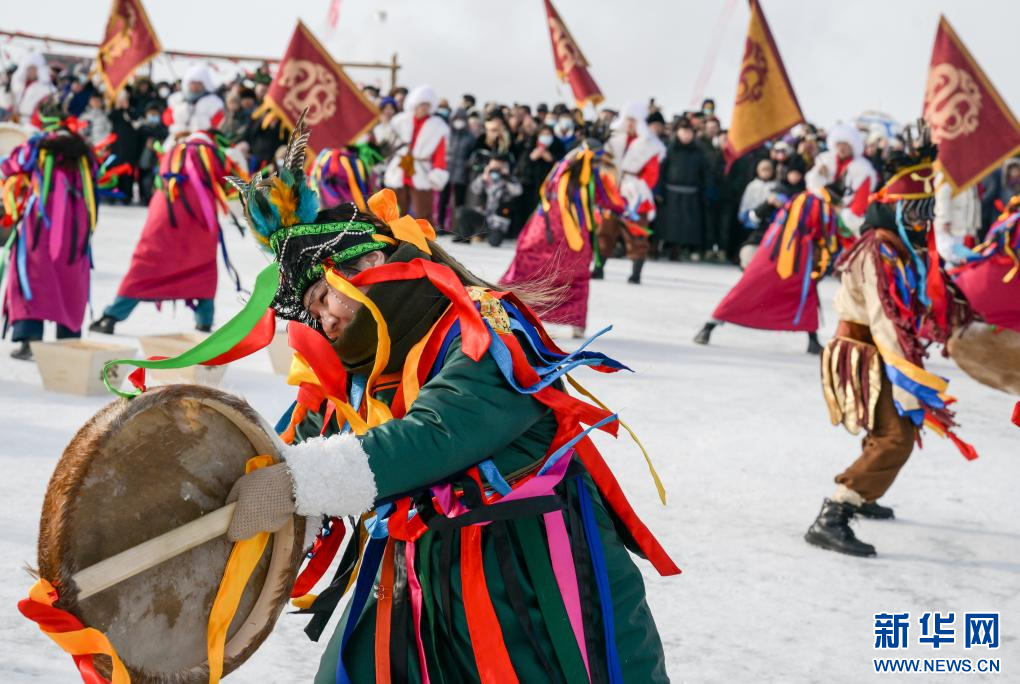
xmin=826 ymin=123 xmax=864 ymax=159
xmin=183 ymin=63 xmax=216 ymax=93
xmin=404 ymin=85 xmax=438 ymax=113
xmin=612 ymin=100 xmax=652 ymax=139
xmin=11 ymin=51 xmax=52 ymax=94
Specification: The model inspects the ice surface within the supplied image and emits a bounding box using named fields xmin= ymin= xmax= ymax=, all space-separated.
xmin=1 ymin=205 xmax=1016 ymax=682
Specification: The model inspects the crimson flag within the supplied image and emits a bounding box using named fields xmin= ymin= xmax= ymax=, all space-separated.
xmin=256 ymin=22 xmax=379 ymax=151
xmin=924 ymin=15 xmax=1020 ymax=193
xmin=544 ymin=0 xmax=603 ymax=107
xmin=96 ymin=0 xmax=162 ymax=97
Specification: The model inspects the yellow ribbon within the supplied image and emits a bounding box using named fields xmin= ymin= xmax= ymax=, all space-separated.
xmin=206 ymin=454 xmax=277 ymax=684
xmin=338 ymin=155 xmax=367 ymax=212
xmin=776 ymin=193 xmax=807 ymax=279
xmin=324 ymin=269 xmax=394 ymax=428
xmin=565 ymin=374 xmax=667 ymax=505
xmin=557 ymin=173 xmax=584 ymax=252
xmin=26 ymin=579 xmax=131 ymax=684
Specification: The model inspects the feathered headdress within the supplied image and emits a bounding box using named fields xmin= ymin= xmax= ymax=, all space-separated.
xmin=225 ymin=109 xmax=320 ymax=251
xmin=226 ymin=108 xmax=391 ymax=325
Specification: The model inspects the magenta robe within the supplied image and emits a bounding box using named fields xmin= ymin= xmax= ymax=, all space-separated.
xmin=2 ymin=145 xmax=91 ymax=332
xmin=712 ymin=223 xmax=820 ymax=332
xmin=953 ymin=256 xmax=1020 ymax=333
xmin=501 ymin=203 xmax=592 ymax=329
xmin=116 ymin=138 xmax=225 ymax=301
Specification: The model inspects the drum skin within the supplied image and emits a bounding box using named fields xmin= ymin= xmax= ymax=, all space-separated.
xmin=948 ymin=322 xmax=1020 ymax=396
xmin=37 ymin=384 xmax=306 ymax=683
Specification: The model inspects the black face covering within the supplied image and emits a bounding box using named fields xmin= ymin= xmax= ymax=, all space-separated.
xmin=862 ymin=200 xmax=933 ymax=247
xmin=330 ymin=243 xmax=450 ymax=376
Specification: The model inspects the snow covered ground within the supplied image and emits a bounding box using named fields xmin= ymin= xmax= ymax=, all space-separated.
xmin=0 ymin=205 xmax=1017 ymax=683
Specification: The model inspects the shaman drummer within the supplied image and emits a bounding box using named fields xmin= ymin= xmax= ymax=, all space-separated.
xmin=223 ymin=117 xmax=679 ymax=681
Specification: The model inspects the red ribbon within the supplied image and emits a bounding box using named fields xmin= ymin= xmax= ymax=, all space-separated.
xmin=348 ymin=259 xmax=490 ymax=361
xmin=288 ymin=321 xmax=348 ymax=399
xmin=17 ymin=593 xmax=109 ymax=684
xmin=461 ymin=526 xmax=519 ymax=683
xmin=291 ymin=518 xmax=346 ymax=598
xmin=925 ymin=228 xmax=949 ymax=331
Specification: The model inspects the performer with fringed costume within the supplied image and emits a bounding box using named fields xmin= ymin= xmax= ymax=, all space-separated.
xmin=102 ymin=114 xmax=679 ymax=682
xmin=89 ymin=129 xmax=246 ymax=335
xmin=1 ymin=99 xmax=99 ymax=361
xmin=694 ymin=185 xmax=846 ymax=354
xmin=951 ymin=193 xmax=1020 ymax=332
xmin=310 ymin=144 xmax=382 ymax=212
xmin=500 ymin=143 xmax=626 ymax=338
xmin=805 ymin=124 xmax=976 ymax=558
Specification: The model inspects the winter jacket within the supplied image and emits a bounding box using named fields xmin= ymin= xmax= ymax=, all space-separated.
xmin=446 ymin=126 xmax=476 ymax=186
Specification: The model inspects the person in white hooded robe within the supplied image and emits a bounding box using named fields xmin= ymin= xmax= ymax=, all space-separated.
xmin=162 ymin=64 xmax=224 ymax=145
xmin=805 ymin=123 xmax=877 ymax=236
xmin=592 ymin=100 xmax=665 ymax=284
xmin=383 ymin=84 xmax=450 ymax=219
xmin=4 ymin=52 xmax=55 ymax=126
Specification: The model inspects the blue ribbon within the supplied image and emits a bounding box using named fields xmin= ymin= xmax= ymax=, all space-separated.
xmin=576 ymin=477 xmax=624 ymax=683
xmin=334 ymin=535 xmax=387 ymax=684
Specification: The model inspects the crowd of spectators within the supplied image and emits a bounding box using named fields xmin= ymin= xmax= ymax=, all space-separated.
xmin=1 ymin=53 xmax=1013 ymax=266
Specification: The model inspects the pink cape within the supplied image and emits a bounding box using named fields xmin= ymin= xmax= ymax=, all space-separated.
xmin=116 ymin=169 xmax=221 ymax=302
xmin=500 ymin=204 xmax=591 ymax=329
xmin=712 ymin=232 xmax=819 ymax=332
xmin=953 ymin=256 xmax=1020 ymax=333
xmin=3 ymin=168 xmax=90 ymax=332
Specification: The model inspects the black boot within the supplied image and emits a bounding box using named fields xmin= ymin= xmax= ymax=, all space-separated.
xmin=591 ymin=264 xmax=605 ymax=280
xmin=852 ymin=500 xmax=895 ymax=520
xmin=693 ymin=322 xmax=716 ymax=345
xmin=196 ymin=323 xmax=212 ymax=333
xmin=627 ymin=259 xmax=645 ymax=284
xmin=805 ymin=498 xmax=876 ymax=557
xmin=10 ymin=340 xmax=33 ymax=361
xmin=89 ymin=315 xmax=117 ymax=335
xmin=807 ymin=332 xmax=823 ymax=355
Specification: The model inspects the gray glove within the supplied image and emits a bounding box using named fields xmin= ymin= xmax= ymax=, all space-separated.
xmin=226 ymin=463 xmax=297 ymax=542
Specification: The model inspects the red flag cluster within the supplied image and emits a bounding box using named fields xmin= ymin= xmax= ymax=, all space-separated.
xmin=95 ymin=0 xmax=161 ymax=98
xmin=543 ymin=0 xmax=603 ymax=108
xmin=256 ymin=21 xmax=379 ymax=151
xmin=924 ymin=16 xmax=1020 ymax=193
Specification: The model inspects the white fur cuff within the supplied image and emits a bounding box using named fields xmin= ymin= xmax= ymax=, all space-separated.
xmin=284 ymin=433 xmax=378 ymax=518
xmin=832 ymin=483 xmax=866 ymax=507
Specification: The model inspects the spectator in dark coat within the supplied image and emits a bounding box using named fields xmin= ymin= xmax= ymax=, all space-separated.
xmin=108 ymin=90 xmax=141 ymax=204
xmin=658 ymin=119 xmax=707 ymax=260
xmin=136 ymin=103 xmax=168 ymax=205
xmin=722 ymin=137 xmax=768 ymax=262
xmin=439 ymin=108 xmax=475 ymax=231
xmin=699 ymin=116 xmax=727 ymax=261
xmin=512 ymin=124 xmax=565 ymax=237
xmin=129 ymin=77 xmax=158 ymax=119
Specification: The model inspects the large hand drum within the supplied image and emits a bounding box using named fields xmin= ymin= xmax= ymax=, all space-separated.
xmin=37 ymin=385 xmax=305 ymax=682
xmin=0 ymin=122 xmax=30 ymax=158
xmin=948 ymin=322 xmax=1020 ymax=396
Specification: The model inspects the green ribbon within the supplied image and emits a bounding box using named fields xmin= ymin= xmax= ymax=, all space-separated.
xmin=515 ymin=517 xmax=589 ymax=683
xmin=101 ymin=263 xmax=281 ymax=398
xmin=0 ymin=227 xmax=16 ymax=288
xmin=353 ymin=142 xmax=384 ymax=170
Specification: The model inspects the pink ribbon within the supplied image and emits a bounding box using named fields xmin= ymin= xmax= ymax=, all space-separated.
xmin=183 ymin=150 xmax=219 ymax=233
xmin=47 ymin=176 xmax=67 ymax=263
xmin=404 ymin=543 xmax=430 ymax=684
